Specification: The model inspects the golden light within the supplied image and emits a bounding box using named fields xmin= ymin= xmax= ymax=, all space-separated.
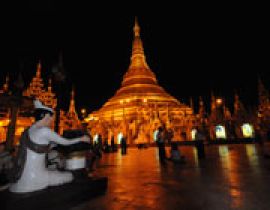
xmin=143 ymin=98 xmax=147 ymax=103
xmin=0 ymin=119 xmax=10 ymax=127
xmin=84 ymin=115 xmax=98 ymax=122
xmin=216 ymin=98 xmax=223 ymax=105
xmin=215 ymin=125 xmax=226 ymax=139
xmin=120 ymin=100 xmax=123 ymax=104
xmin=125 ymin=98 xmax=130 ymax=103
xmin=81 ymin=108 xmax=86 ymax=114
xmin=117 ymin=132 xmax=123 ymax=144
xmin=15 ymin=127 xmax=25 ymax=136
xmin=191 ymin=129 xmax=197 ymax=140
xmin=241 ymin=123 xmax=254 ymax=138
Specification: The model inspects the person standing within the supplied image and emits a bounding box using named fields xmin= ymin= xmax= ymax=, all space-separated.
xmin=120 ymin=135 xmax=127 ymax=155
xmin=94 ymin=134 xmax=103 ymax=159
xmin=110 ymin=136 xmax=116 ymax=152
xmin=155 ymin=127 xmax=166 ymax=162
xmin=195 ymin=128 xmax=206 ymax=159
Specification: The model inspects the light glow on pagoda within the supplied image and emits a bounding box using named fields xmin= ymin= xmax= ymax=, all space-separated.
xmin=87 ymin=17 xmax=196 ymax=144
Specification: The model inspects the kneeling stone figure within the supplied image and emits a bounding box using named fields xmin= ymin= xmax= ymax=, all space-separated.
xmin=8 ymin=100 xmax=89 ymax=193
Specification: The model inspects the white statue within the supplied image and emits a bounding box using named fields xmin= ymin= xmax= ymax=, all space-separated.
xmin=8 ymin=100 xmax=90 ymax=193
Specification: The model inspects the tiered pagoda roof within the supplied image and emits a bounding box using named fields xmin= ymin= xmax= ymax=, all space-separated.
xmin=91 ymin=18 xmax=192 ymax=120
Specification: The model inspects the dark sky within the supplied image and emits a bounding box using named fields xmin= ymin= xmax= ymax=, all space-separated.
xmin=0 ymin=3 xmax=269 ymax=114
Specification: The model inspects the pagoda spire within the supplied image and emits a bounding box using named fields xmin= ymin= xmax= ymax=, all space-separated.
xmin=36 ymin=60 xmax=42 ymax=78
xmin=3 ymin=75 xmax=9 ymax=92
xmin=0 ymin=75 xmax=9 ymax=94
xmin=134 ymin=17 xmax=140 ymax=37
xmin=121 ymin=17 xmax=158 ymax=88
xmin=69 ymin=86 xmax=76 ymax=114
xmin=130 ymin=17 xmax=149 ymax=69
xmin=48 ymin=78 xmax=53 ymax=92
xmin=234 ymin=91 xmax=239 ymax=114
xmin=199 ymin=96 xmax=206 ymax=117
xmin=210 ymin=91 xmax=216 ymax=112
xmin=257 ymin=76 xmax=269 ymax=117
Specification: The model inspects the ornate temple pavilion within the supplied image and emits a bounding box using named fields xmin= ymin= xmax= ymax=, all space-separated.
xmin=86 ymin=18 xmax=197 ymax=144
xmin=0 ymin=61 xmax=81 ymax=144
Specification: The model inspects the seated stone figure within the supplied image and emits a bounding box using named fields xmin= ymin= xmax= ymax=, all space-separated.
xmin=8 ymin=100 xmax=90 ymax=193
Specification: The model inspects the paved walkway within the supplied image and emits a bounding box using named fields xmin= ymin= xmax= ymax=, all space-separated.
xmin=72 ymin=144 xmax=270 ymax=210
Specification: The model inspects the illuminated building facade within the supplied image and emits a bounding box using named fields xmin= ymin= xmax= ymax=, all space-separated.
xmin=0 ymin=62 xmax=56 ymax=143
xmin=195 ymin=89 xmax=257 ymax=140
xmin=23 ymin=62 xmax=57 ymax=109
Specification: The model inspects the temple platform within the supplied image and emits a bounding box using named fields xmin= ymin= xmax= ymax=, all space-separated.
xmin=0 ymin=175 xmax=108 ymax=210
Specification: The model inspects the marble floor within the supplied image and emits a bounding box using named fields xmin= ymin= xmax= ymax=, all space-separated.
xmin=72 ymin=143 xmax=270 ymax=210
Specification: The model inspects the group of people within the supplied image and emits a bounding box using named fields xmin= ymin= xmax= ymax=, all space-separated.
xmin=95 ymin=133 xmax=127 ymax=155
xmin=154 ymin=126 xmax=185 ymax=163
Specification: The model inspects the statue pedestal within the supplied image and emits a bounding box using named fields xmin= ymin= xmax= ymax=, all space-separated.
xmin=1 ymin=175 xmax=108 ymax=210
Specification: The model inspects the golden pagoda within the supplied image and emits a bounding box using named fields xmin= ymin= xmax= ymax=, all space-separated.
xmin=59 ymin=87 xmax=81 ymax=134
xmin=87 ymin=18 xmax=197 ymax=144
xmin=23 ymin=61 xmax=57 ymax=109
xmin=0 ymin=61 xmax=57 ymax=143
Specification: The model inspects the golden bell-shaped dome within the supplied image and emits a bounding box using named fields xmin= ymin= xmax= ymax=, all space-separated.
xmin=92 ymin=18 xmax=191 ymax=121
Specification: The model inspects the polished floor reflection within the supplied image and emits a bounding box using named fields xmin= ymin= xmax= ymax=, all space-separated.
xmin=72 ymin=144 xmax=270 ymax=210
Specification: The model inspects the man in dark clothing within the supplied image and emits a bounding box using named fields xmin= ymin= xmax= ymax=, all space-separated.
xmin=120 ymin=136 xmax=127 ymax=155
xmin=156 ymin=127 xmax=166 ymax=162
xmin=111 ymin=136 xmax=116 ymax=152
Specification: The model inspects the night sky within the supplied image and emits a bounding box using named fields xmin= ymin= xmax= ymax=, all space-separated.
xmin=0 ymin=3 xmax=269 ymax=115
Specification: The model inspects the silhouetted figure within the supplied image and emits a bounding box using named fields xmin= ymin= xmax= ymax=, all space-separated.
xmin=94 ymin=134 xmax=103 ymax=159
xmin=155 ymin=127 xmax=166 ymax=162
xmin=120 ymin=136 xmax=127 ymax=155
xmin=85 ymin=138 xmax=97 ymax=174
xmin=111 ymin=136 xmax=116 ymax=152
xmin=195 ymin=129 xmax=205 ymax=159
xmin=103 ymin=139 xmax=110 ymax=153
xmin=169 ymin=142 xmax=185 ymax=163
xmin=165 ymin=128 xmax=174 ymax=144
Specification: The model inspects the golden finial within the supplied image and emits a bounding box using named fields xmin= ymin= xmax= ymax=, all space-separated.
xmin=134 ymin=16 xmax=140 ymax=37
xmin=199 ymin=96 xmax=204 ymax=106
xmin=48 ymin=78 xmax=52 ymax=91
xmin=3 ymin=75 xmax=9 ymax=92
xmin=36 ymin=60 xmax=42 ymax=77
xmin=71 ymin=86 xmax=75 ymax=100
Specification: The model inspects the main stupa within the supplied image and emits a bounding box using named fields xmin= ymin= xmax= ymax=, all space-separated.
xmin=87 ymin=18 xmax=196 ymax=144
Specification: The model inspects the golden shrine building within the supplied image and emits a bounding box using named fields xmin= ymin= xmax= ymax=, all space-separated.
xmin=0 ymin=62 xmax=81 ymax=144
